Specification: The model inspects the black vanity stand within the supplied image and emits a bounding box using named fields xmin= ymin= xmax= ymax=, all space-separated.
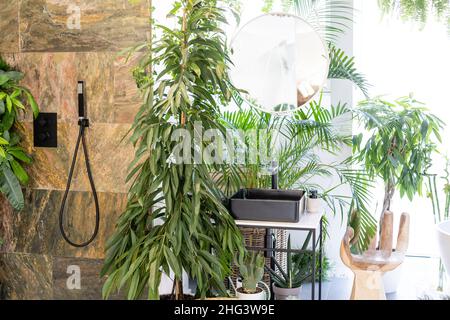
xmin=236 ymin=212 xmax=325 ymax=301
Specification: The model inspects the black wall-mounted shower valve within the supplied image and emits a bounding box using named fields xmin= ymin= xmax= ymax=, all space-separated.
xmin=33 ymin=112 xmax=57 ymax=148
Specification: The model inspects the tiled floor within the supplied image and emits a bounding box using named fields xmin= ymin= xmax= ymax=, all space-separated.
xmin=301 ymin=256 xmax=449 ymax=300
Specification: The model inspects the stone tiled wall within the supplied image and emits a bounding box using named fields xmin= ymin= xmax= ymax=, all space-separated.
xmin=0 ymin=0 xmax=150 ymax=300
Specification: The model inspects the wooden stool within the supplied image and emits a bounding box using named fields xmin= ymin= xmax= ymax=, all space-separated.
xmin=340 ymin=211 xmax=410 ymax=300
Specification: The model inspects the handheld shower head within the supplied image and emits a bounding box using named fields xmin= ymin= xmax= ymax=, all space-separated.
xmin=77 ymin=81 xmax=86 ymax=119
xmin=59 ymin=80 xmax=99 ymax=248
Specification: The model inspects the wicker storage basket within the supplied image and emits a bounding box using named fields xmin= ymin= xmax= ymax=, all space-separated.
xmin=230 ymin=227 xmax=287 ymax=287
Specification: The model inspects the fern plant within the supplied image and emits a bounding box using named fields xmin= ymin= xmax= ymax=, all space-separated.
xmin=0 ymin=56 xmax=39 ymax=210
xmin=102 ymin=0 xmax=244 ymax=300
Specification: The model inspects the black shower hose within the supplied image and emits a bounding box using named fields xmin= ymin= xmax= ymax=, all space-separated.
xmin=59 ymin=119 xmax=100 ymax=247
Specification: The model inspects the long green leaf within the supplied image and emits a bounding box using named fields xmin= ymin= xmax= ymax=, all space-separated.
xmin=0 ymin=165 xmax=24 ymax=210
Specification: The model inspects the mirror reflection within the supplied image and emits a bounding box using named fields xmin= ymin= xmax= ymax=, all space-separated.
xmin=230 ymin=13 xmax=329 ymax=114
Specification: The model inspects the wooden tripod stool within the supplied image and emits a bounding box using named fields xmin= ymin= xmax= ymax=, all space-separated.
xmin=340 ymin=211 xmax=410 ymax=300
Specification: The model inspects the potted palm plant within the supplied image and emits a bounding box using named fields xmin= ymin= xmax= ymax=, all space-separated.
xmin=353 ymin=96 xmax=445 ymax=292
xmin=235 ymin=251 xmax=270 ymax=300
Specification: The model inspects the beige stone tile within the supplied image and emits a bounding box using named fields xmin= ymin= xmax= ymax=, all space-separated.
xmin=20 ymin=0 xmax=150 ymax=52
xmin=0 ymin=0 xmax=20 ymax=53
xmin=0 ymin=252 xmax=53 ymax=300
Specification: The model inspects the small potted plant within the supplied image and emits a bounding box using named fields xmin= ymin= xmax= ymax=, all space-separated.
xmin=266 ymin=236 xmax=310 ymax=300
xmin=235 ymin=251 xmax=270 ymax=300
xmin=306 ymin=189 xmax=321 ymax=213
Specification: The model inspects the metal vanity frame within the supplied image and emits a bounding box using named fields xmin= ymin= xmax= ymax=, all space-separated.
xmin=235 ymin=212 xmax=325 ymax=301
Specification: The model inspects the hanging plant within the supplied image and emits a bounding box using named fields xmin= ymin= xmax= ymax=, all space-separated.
xmin=102 ymin=0 xmax=244 ymax=300
xmin=377 ymin=0 xmax=450 ymax=30
xmin=0 ymin=56 xmax=39 ymax=211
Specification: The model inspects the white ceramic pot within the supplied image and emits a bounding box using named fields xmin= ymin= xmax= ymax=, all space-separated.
xmin=382 ymin=265 xmax=403 ymax=294
xmin=437 ymin=220 xmax=450 ymax=277
xmin=236 ymin=288 xmax=267 ymax=300
xmin=272 ymin=283 xmax=302 ymax=300
xmin=235 ymin=281 xmax=271 ymax=300
xmin=306 ymin=198 xmax=321 ymax=213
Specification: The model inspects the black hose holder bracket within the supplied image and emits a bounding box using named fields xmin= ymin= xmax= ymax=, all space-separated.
xmin=78 ymin=118 xmax=89 ymax=128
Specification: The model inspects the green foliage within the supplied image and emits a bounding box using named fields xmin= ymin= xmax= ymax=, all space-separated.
xmin=262 ymin=0 xmax=354 ymax=42
xmin=293 ymin=1 xmax=371 ymax=97
xmin=266 ymin=231 xmax=332 ymax=288
xmin=102 ymin=0 xmax=244 ymax=300
xmin=266 ymin=235 xmax=311 ymax=288
xmin=262 ymin=0 xmax=275 ymax=13
xmin=353 ymin=96 xmax=445 ymax=215
xmin=426 ymin=156 xmax=450 ymax=224
xmin=260 ymin=0 xmax=352 ymax=43
xmin=378 ymin=0 xmax=450 ymax=30
xmin=328 ymin=44 xmax=370 ymax=97
xmin=216 ymin=99 xmax=377 ymax=252
xmin=0 ymin=55 xmax=38 ymax=210
xmin=218 ymin=0 xmax=375 ymax=251
xmin=236 ymin=251 xmax=265 ymax=293
xmin=291 ymin=0 xmax=354 ymax=43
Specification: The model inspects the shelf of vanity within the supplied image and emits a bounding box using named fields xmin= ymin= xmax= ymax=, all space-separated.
xmin=235 ymin=211 xmax=324 ymax=232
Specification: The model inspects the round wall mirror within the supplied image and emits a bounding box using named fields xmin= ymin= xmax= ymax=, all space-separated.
xmin=230 ymin=13 xmax=329 ymax=114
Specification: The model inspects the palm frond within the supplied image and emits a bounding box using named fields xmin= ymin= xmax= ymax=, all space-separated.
xmin=283 ymin=98 xmax=352 ymax=153
xmin=328 ymin=44 xmax=370 ymax=97
xmin=332 ymin=167 xmax=377 ymax=252
xmin=292 ymin=0 xmax=354 ymax=43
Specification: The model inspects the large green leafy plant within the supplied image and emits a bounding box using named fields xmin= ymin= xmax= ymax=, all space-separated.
xmin=0 ymin=56 xmax=39 ymax=210
xmin=353 ymin=96 xmax=444 ymax=220
xmin=102 ymin=0 xmax=244 ymax=300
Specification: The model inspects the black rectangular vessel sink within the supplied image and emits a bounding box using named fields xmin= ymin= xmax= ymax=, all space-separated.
xmin=229 ymin=189 xmax=305 ymax=222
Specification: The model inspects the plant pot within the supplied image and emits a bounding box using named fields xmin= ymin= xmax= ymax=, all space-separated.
xmin=236 ymin=287 xmax=268 ymax=300
xmin=272 ymin=283 xmax=302 ymax=300
xmin=382 ymin=265 xmax=403 ymax=294
xmin=437 ymin=220 xmax=450 ymax=277
xmin=235 ymin=280 xmax=271 ymax=300
xmin=306 ymin=198 xmax=321 ymax=213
